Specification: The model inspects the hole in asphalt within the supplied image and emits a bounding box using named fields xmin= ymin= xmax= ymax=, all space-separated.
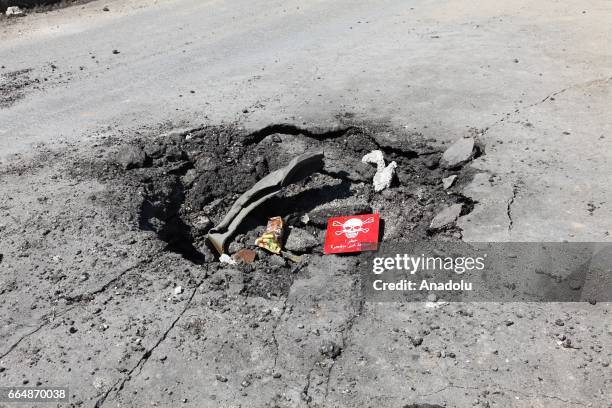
xmin=97 ymin=122 xmax=478 ymax=298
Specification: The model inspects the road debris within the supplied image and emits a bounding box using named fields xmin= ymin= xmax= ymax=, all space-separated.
xmin=429 ymin=203 xmax=463 ymax=230
xmin=320 ymin=340 xmax=342 ymax=359
xmin=207 ymin=151 xmax=324 ymax=254
xmin=440 ymin=137 xmax=475 ymax=169
xmin=361 ymin=149 xmax=397 ymax=191
xmin=442 ymin=174 xmax=457 ymax=189
xmin=324 ymin=214 xmax=380 ymax=254
xmin=117 ymin=145 xmax=147 ymax=170
xmin=5 ymin=6 xmax=25 ymax=17
xmin=285 ymin=227 xmax=318 ymax=253
xmin=233 ymin=248 xmax=257 ymax=263
xmin=255 ymin=216 xmax=284 ymax=254
xmin=219 ymin=253 xmax=237 ymax=265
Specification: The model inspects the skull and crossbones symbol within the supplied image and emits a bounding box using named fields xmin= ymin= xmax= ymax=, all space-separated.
xmin=333 ymin=217 xmax=375 ymax=239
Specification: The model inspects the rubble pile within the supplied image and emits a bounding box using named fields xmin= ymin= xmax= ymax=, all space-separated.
xmin=103 ymin=124 xmax=480 ymax=297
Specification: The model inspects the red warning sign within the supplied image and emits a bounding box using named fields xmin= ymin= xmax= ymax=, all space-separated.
xmin=324 ymin=213 xmax=380 ymax=254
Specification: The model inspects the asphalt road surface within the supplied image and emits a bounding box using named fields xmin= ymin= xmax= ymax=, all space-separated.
xmin=1 ymin=1 xmax=611 ymax=407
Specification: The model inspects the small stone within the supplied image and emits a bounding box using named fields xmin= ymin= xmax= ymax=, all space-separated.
xmin=219 ymin=254 xmax=237 ymax=265
xmin=319 ymin=341 xmax=342 ymax=359
xmin=555 ymin=319 xmax=565 ymax=326
xmin=112 ymin=49 xmax=120 ymax=54
xmin=504 ymin=320 xmax=514 ymax=326
xmin=192 ymin=215 xmax=212 ymax=231
xmin=269 ymin=254 xmax=286 ymax=267
xmin=117 ymin=145 xmax=147 ymax=170
xmin=215 ymin=374 xmax=228 ymax=382
xmin=227 ymin=241 xmax=242 ymax=254
xmin=441 ymin=137 xmax=475 ymax=169
xmin=233 ymin=249 xmax=257 ymax=264
xmin=429 ymin=204 xmax=463 ymax=230
xmin=159 ymin=355 xmax=167 ymax=361
xmin=442 ymin=175 xmax=457 ymax=189
xmin=69 ymin=326 xmax=78 ymax=334
xmin=5 ymin=6 xmax=25 ymax=17
xmin=410 ymin=337 xmax=424 ymax=347
xmin=102 ymin=6 xmax=110 ymax=11
xmin=424 ymin=156 xmax=439 ymax=169
xmin=272 ymin=372 xmax=281 ymax=378
xmin=285 ymin=228 xmax=318 ymax=253
xmin=173 ymin=286 xmax=183 ymax=295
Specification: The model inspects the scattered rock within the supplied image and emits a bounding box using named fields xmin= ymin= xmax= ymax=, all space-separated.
xmin=504 ymin=320 xmax=514 ymax=326
xmin=319 ymin=340 xmax=342 ymax=359
xmin=215 ymin=374 xmax=228 ymax=382
xmin=361 ymin=150 xmax=397 ymax=191
xmin=112 ymin=49 xmax=120 ymax=55
xmin=102 ymin=6 xmax=110 ymax=11
xmin=192 ymin=215 xmax=212 ymax=232
xmin=5 ymin=6 xmax=25 ymax=18
xmin=429 ymin=204 xmax=463 ymax=230
xmin=555 ymin=318 xmax=565 ymax=326
xmin=440 ymin=137 xmax=475 ymax=169
xmin=308 ymin=202 xmax=372 ymax=227
xmin=68 ymin=326 xmax=78 ymax=334
xmin=410 ymin=336 xmax=423 ymax=347
xmin=117 ymin=145 xmax=147 ymax=170
xmin=269 ymin=254 xmax=286 ymax=267
xmin=219 ymin=254 xmax=237 ymax=265
xmin=442 ymin=175 xmax=457 ymax=189
xmin=285 ymin=228 xmax=318 ymax=253
xmin=233 ymin=249 xmax=257 ymax=264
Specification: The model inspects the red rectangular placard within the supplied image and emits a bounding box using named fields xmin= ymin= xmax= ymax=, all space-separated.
xmin=324 ymin=213 xmax=380 ymax=254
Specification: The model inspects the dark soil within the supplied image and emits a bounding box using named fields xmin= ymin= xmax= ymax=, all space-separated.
xmin=77 ymin=122 xmax=477 ymax=299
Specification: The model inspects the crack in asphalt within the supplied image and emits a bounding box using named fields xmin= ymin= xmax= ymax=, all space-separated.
xmin=63 ymin=259 xmax=150 ymax=304
xmin=271 ymin=297 xmax=288 ymax=369
xmin=506 ymin=182 xmax=519 ymax=232
xmin=0 ymin=306 xmax=75 ymax=360
xmin=323 ymin=276 xmax=365 ymax=403
xmin=94 ymin=282 xmax=201 ymax=408
xmin=301 ymin=360 xmax=318 ymax=405
xmin=417 ymin=382 xmax=588 ymax=406
xmin=483 ymin=74 xmax=612 ymax=133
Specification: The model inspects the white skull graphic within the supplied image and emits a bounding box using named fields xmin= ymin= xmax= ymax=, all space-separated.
xmin=333 ymin=217 xmax=375 ymax=239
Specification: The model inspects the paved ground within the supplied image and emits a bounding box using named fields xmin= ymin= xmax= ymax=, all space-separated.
xmin=1 ymin=1 xmax=611 ymax=407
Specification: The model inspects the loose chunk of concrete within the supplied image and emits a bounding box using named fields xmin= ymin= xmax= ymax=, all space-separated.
xmin=6 ymin=6 xmax=25 ymax=17
xmin=429 ymin=203 xmax=463 ymax=229
xmin=117 ymin=145 xmax=147 ymax=170
xmin=440 ymin=137 xmax=475 ymax=169
xmin=442 ymin=175 xmax=457 ymax=189
xmin=361 ymin=149 xmax=397 ymax=191
xmin=285 ymin=227 xmax=318 ymax=253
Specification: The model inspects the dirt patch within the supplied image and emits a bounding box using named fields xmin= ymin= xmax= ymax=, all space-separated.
xmin=0 ymin=68 xmax=37 ymax=108
xmin=74 ymin=121 xmax=477 ymax=299
xmin=0 ymin=65 xmax=71 ymax=108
